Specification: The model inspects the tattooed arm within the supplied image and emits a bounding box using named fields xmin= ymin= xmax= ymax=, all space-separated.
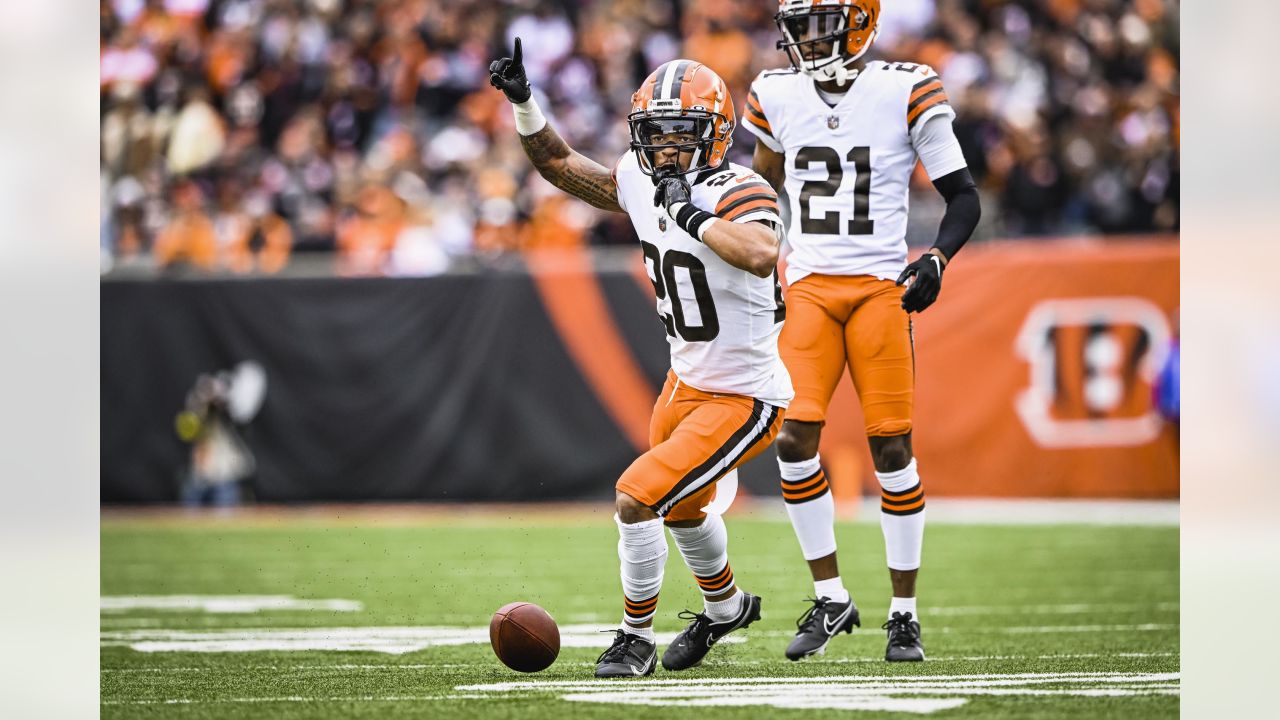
xmin=518 ymin=124 xmax=624 ymax=213
xmin=490 ymin=37 xmax=623 ymax=213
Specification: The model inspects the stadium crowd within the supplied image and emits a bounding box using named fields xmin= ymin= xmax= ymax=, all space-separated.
xmin=100 ymin=0 xmax=1179 ymax=275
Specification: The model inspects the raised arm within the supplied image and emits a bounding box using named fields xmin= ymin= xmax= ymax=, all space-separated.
xmin=489 ymin=38 xmax=624 ymax=213
xmin=517 ymin=125 xmax=624 ymax=212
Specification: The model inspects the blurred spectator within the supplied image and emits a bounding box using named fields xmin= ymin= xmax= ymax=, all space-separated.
xmin=101 ymin=0 xmax=1180 ymax=275
xmin=214 ymin=182 xmax=293 ymax=273
xmin=153 ymin=180 xmax=218 ymax=270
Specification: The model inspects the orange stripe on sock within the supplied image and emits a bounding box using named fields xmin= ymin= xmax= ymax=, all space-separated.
xmin=696 ymin=564 xmax=733 ymax=586
xmin=881 ymin=489 xmax=923 ymax=505
xmin=882 ymin=496 xmax=925 ymax=513
xmin=781 ymin=473 xmax=826 ymax=494
xmin=784 ymin=483 xmax=831 ymax=502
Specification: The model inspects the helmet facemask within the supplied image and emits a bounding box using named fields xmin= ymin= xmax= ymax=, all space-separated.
xmin=776 ymin=6 xmax=875 ymax=83
xmin=627 ymin=108 xmax=723 ymax=177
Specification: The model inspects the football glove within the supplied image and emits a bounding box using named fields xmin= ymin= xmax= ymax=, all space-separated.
xmin=654 ymin=168 xmax=716 ymax=240
xmin=488 ymin=37 xmax=531 ymax=104
xmin=896 ymin=251 xmax=945 ymax=313
xmin=652 ymin=168 xmax=692 ymax=211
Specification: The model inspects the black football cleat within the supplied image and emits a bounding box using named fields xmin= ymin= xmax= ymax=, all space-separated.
xmin=882 ymin=611 xmax=925 ymax=662
xmin=785 ymin=596 xmax=861 ymax=660
xmin=594 ymin=630 xmax=657 ymax=678
xmin=660 ymin=591 xmax=762 ymax=671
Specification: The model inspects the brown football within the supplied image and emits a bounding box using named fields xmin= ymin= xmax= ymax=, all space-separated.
xmin=489 ymin=602 xmax=560 ymax=672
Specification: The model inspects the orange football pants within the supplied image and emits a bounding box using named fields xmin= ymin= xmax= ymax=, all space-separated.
xmin=616 ymin=371 xmax=784 ymax=521
xmin=779 ymin=274 xmax=914 ymax=436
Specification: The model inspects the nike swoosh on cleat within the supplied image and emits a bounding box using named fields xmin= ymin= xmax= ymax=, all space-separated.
xmin=822 ymin=605 xmax=852 ymax=635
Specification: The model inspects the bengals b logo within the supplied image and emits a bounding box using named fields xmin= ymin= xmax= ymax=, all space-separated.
xmin=1014 ymin=298 xmax=1172 ymax=448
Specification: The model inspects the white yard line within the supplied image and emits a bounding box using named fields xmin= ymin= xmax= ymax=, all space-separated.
xmin=102 ymin=671 xmax=1181 ymax=711
xmin=101 ymin=595 xmax=363 ymax=614
xmin=924 ymin=601 xmax=1178 ymax=615
xmin=100 ymin=653 xmax=1179 ymax=674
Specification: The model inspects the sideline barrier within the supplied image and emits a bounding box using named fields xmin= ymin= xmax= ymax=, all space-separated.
xmin=101 ymin=237 xmax=1177 ymax=504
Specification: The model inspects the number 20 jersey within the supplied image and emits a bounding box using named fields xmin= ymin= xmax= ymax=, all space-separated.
xmin=744 ymin=62 xmax=962 ymax=285
xmin=612 ymin=151 xmax=793 ymax=408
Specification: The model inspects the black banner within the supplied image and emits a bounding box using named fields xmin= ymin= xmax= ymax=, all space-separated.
xmin=102 ymin=264 xmax=782 ymax=504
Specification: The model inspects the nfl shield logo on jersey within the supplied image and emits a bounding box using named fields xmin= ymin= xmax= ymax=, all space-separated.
xmin=827 ymin=115 xmax=840 ymax=130
xmin=658 ymin=215 xmax=667 ymax=232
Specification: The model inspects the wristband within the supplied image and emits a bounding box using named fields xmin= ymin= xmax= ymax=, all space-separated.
xmin=670 ymin=202 xmax=717 ymax=242
xmin=512 ymin=98 xmax=547 ymax=136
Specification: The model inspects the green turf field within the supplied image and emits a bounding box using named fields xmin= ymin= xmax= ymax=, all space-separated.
xmin=101 ymin=509 xmax=1178 ymax=718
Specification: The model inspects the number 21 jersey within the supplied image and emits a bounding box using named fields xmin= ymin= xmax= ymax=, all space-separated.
xmin=744 ymin=62 xmax=963 ymax=285
xmin=612 ymin=152 xmax=793 ymax=408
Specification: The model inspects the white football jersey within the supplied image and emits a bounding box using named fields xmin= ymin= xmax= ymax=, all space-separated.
xmin=612 ymin=152 xmax=793 ymax=407
xmin=744 ymin=61 xmax=966 ymax=285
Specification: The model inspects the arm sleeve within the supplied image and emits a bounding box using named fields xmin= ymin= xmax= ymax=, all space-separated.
xmin=929 ymin=166 xmax=981 ymax=262
xmin=911 ymin=114 xmax=968 ymax=181
xmin=742 ymin=85 xmax=784 ymax=153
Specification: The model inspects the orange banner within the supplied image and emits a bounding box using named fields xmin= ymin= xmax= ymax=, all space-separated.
xmin=810 ymin=237 xmax=1179 ymax=499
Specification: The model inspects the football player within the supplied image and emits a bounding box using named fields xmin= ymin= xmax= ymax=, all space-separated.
xmin=743 ymin=0 xmax=981 ymax=662
xmin=491 ymin=40 xmax=793 ymax=677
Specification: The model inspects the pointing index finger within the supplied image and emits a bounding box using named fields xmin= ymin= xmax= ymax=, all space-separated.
xmin=513 ymin=37 xmax=522 ymax=67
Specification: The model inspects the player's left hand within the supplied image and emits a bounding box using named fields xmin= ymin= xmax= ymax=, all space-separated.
xmin=896 ymin=251 xmax=945 ymax=313
xmin=653 ymin=168 xmax=692 ymax=212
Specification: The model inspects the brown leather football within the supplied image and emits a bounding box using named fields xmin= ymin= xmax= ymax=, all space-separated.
xmin=489 ymin=602 xmax=560 ymax=672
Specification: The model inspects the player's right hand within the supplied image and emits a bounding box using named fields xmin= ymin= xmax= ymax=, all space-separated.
xmin=489 ymin=37 xmax=532 ymax=104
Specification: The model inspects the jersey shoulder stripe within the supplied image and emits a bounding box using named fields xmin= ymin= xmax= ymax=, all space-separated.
xmin=907 ymin=75 xmax=950 ymax=129
xmin=715 ymin=180 xmax=778 ymax=220
xmin=744 ymin=89 xmax=773 ymax=135
xmin=701 ymin=166 xmax=780 ymax=223
xmin=722 ymin=196 xmax=780 ymax=222
xmin=716 ymin=181 xmax=776 ymax=206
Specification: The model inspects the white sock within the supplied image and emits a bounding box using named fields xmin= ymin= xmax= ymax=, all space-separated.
xmin=779 ymin=455 xmax=837 ymax=560
xmin=890 ymin=596 xmax=918 ymax=622
xmin=667 ymin=513 xmax=736 ymax=598
xmin=877 ymin=458 xmax=925 ymax=571
xmin=616 ymin=515 xmax=666 ymax=626
xmin=814 ymin=576 xmax=850 ymax=604
xmin=620 ymin=623 xmax=657 ymax=642
xmin=703 ymin=588 xmax=744 ymax=622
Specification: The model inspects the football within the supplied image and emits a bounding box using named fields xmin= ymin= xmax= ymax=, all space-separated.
xmin=489 ymin=602 xmax=560 ymax=672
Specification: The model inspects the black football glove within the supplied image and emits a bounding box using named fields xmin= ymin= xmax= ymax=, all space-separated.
xmin=652 ymin=168 xmax=692 ymax=211
xmin=653 ymin=168 xmax=715 ymax=239
xmin=896 ymin=251 xmax=945 ymax=313
xmin=488 ymin=37 xmax=531 ymax=104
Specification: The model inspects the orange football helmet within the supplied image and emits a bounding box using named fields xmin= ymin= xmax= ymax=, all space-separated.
xmin=775 ymin=0 xmax=880 ymax=83
xmin=627 ymin=60 xmax=735 ymax=177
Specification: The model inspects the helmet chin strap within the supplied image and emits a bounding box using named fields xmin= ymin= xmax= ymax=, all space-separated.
xmin=832 ymin=63 xmax=859 ymax=85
